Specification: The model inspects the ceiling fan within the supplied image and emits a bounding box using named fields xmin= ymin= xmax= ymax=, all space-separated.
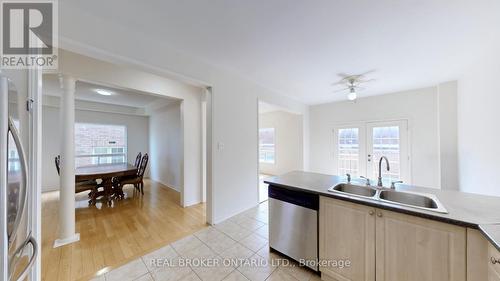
xmin=331 ymin=70 xmax=376 ymax=101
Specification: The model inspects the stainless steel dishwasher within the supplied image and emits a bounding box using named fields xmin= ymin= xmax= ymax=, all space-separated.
xmin=268 ymin=185 xmax=319 ymax=271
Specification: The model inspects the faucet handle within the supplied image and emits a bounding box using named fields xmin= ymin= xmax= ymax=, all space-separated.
xmin=346 ymin=173 xmax=351 ymax=183
xmin=390 ymin=180 xmax=403 ymax=189
xmin=360 ymin=176 xmax=371 ymax=186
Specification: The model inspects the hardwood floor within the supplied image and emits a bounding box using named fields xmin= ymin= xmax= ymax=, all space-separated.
xmin=41 ymin=179 xmax=207 ymax=281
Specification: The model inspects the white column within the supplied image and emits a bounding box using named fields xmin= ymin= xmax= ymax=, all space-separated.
xmin=54 ymin=75 xmax=79 ymax=247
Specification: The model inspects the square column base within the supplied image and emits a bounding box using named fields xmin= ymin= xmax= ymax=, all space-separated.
xmin=53 ymin=233 xmax=80 ymax=248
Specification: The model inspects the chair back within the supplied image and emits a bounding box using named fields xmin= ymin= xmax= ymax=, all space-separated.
xmin=134 ymin=152 xmax=142 ymax=168
xmin=55 ymin=155 xmax=61 ymax=175
xmin=138 ymin=153 xmax=149 ymax=178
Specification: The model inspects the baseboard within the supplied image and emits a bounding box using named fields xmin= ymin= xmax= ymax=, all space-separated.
xmin=42 ymin=186 xmax=60 ymax=193
xmin=150 ymin=178 xmax=180 ymax=192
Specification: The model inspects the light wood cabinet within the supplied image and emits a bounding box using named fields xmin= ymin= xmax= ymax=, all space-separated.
xmin=375 ymin=209 xmax=466 ymax=281
xmin=319 ymin=197 xmax=376 ymax=281
xmin=488 ymin=243 xmax=500 ymax=281
xmin=319 ymin=196 xmax=467 ymax=281
xmin=465 ymin=228 xmax=500 ymax=281
xmin=467 ymin=229 xmax=489 ymax=280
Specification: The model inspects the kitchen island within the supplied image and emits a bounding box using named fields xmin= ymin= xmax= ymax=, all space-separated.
xmin=265 ymin=171 xmax=500 ymax=281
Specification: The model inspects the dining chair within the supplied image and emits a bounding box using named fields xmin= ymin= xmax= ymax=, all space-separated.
xmin=117 ymin=153 xmax=149 ymax=195
xmin=56 ymin=154 xmax=101 ymax=203
xmin=54 ymin=155 xmax=61 ymax=175
xmin=134 ymin=152 xmax=142 ymax=168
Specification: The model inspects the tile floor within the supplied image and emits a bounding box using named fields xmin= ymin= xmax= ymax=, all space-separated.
xmin=92 ymin=201 xmax=321 ymax=281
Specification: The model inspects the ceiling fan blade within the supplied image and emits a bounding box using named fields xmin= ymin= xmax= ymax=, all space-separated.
xmin=332 ymin=87 xmax=350 ymax=93
xmin=358 ymin=69 xmax=376 ymax=77
xmin=337 ymin=73 xmax=351 ymax=78
xmin=357 ymin=78 xmax=376 ymax=84
xmin=331 ymin=81 xmax=347 ymax=86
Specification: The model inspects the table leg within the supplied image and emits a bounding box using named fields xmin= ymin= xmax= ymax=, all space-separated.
xmin=101 ymin=177 xmax=113 ymax=205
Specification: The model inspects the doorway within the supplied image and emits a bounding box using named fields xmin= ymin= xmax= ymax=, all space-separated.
xmin=258 ymin=101 xmax=304 ymax=203
xmin=333 ymin=120 xmax=410 ymax=184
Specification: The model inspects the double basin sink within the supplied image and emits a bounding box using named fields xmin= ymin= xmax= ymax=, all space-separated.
xmin=328 ymin=183 xmax=448 ymax=214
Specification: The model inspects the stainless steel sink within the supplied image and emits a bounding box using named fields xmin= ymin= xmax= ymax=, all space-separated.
xmin=379 ymin=190 xmax=447 ymax=213
xmin=331 ymin=183 xmax=377 ymax=198
xmin=328 ymin=183 xmax=448 ymax=214
xmin=379 ymin=190 xmax=436 ymax=208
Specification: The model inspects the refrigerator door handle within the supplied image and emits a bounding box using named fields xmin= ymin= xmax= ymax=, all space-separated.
xmin=9 ymin=236 xmax=38 ymax=281
xmin=7 ymin=116 xmax=28 ymax=246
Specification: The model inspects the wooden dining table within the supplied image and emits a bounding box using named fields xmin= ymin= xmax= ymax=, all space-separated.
xmin=75 ymin=163 xmax=137 ymax=204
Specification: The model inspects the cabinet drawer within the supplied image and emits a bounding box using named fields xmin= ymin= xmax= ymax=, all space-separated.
xmin=489 ymin=243 xmax=500 ymax=277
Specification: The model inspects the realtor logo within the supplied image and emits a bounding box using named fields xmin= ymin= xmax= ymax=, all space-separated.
xmin=1 ymin=0 xmax=58 ymax=69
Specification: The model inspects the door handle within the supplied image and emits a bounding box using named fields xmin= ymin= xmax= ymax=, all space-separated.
xmin=7 ymin=117 xmax=28 ymax=246
xmin=9 ymin=235 xmax=38 ymax=281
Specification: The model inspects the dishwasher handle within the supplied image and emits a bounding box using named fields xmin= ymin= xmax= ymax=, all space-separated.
xmin=268 ymin=185 xmax=319 ymax=210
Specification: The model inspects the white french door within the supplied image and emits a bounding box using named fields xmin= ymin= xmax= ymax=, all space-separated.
xmin=333 ymin=120 xmax=410 ymax=184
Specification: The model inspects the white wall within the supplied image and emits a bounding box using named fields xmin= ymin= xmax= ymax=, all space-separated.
xmin=41 ymin=105 xmax=149 ymax=191
xmin=309 ymin=84 xmax=458 ymax=189
xmin=259 ymin=111 xmax=303 ymax=176
xmin=149 ymin=103 xmax=182 ymax=191
xmin=437 ymin=81 xmax=459 ymax=190
xmin=457 ymin=56 xmax=500 ymax=196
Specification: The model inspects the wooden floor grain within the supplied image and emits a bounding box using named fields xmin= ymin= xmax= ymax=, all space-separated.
xmin=41 ymin=179 xmax=207 ymax=281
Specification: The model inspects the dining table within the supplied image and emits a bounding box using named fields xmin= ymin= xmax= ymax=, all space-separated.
xmin=75 ymin=163 xmax=137 ymax=204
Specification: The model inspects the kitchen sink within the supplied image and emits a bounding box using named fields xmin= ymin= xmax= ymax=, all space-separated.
xmin=331 ymin=183 xmax=377 ymax=197
xmin=379 ymin=190 xmax=437 ymax=208
xmin=328 ymin=183 xmax=448 ymax=213
xmin=379 ymin=190 xmax=447 ymax=213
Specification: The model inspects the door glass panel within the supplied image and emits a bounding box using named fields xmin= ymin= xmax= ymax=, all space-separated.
xmin=337 ymin=128 xmax=360 ymax=177
xmin=371 ymin=126 xmax=401 ymax=181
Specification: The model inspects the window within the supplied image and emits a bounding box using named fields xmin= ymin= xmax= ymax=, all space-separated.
xmin=369 ymin=126 xmax=401 ymax=181
xmin=75 ymin=123 xmax=127 ymax=167
xmin=337 ymin=128 xmax=360 ymax=177
xmin=259 ymin=128 xmax=275 ymax=164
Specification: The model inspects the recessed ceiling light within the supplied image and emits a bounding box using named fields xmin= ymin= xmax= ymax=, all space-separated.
xmin=95 ymin=89 xmax=113 ymax=96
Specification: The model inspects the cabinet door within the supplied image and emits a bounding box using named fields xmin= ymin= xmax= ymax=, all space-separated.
xmin=375 ymin=209 xmax=466 ymax=281
xmin=488 ymin=244 xmax=500 ymax=281
xmin=319 ymin=197 xmax=376 ymax=281
xmin=467 ymin=228 xmax=489 ymax=280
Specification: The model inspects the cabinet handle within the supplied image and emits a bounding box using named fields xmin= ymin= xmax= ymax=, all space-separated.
xmin=369 ymin=210 xmax=374 ymax=216
xmin=377 ymin=212 xmax=383 ymax=217
xmin=492 ymin=257 xmax=500 ymax=264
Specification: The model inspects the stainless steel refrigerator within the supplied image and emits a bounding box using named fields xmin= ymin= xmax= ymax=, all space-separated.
xmin=1 ymin=71 xmax=39 ymax=281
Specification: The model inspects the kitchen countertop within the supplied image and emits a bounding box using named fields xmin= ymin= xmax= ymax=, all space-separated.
xmin=264 ymin=171 xmax=500 ymax=251
xmin=479 ymin=224 xmax=500 ymax=252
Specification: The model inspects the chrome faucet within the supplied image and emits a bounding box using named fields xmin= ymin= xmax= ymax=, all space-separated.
xmin=360 ymin=176 xmax=370 ymax=186
xmin=378 ymin=156 xmax=390 ymax=187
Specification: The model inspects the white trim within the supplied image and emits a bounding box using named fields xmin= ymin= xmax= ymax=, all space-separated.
xmin=29 ymin=68 xmax=43 ymax=281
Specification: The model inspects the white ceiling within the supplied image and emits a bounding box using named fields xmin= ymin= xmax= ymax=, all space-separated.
xmin=61 ymin=0 xmax=500 ymax=104
xmin=43 ymin=75 xmax=178 ymax=109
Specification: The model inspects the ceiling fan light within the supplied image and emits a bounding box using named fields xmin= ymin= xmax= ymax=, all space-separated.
xmin=347 ymin=90 xmax=357 ymax=101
